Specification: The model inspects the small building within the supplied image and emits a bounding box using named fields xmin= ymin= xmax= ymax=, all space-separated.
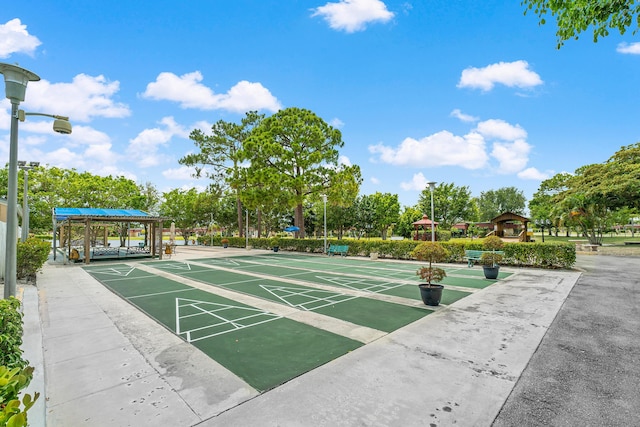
xmin=490 ymin=212 xmax=532 ymax=242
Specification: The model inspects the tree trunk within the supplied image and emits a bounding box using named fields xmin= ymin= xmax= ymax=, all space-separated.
xmin=257 ymin=209 xmax=262 ymax=238
xmin=236 ymin=197 xmax=244 ymax=237
xmin=295 ymin=203 xmax=305 ymax=238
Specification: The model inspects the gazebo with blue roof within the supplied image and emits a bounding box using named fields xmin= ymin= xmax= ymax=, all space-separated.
xmin=53 ymin=207 xmax=167 ymax=264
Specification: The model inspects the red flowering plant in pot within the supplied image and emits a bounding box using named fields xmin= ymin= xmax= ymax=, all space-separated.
xmin=410 ymin=241 xmax=449 ymax=306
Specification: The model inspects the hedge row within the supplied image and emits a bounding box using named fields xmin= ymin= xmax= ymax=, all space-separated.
xmin=0 ymin=298 xmax=38 ymax=427
xmin=197 ymin=236 xmax=576 ymax=269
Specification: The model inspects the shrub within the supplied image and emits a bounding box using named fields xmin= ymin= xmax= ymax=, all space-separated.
xmin=0 ymin=365 xmax=39 ymax=427
xmin=0 ymin=298 xmax=39 ymax=427
xmin=16 ymin=238 xmax=50 ymax=281
xmin=0 ymin=298 xmax=27 ymax=369
xmin=436 ymin=230 xmax=452 ymax=241
xmin=411 ymin=242 xmax=449 ymax=286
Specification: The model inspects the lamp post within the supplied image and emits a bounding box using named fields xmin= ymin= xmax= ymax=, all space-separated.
xmin=322 ymin=194 xmax=327 ymax=254
xmin=426 ymin=181 xmax=436 ymax=242
xmin=1 ymin=63 xmax=39 ymax=299
xmin=1 ymin=63 xmax=72 ymax=298
xmin=535 ymin=219 xmax=551 ymax=242
xmin=18 ymin=161 xmax=39 ymax=242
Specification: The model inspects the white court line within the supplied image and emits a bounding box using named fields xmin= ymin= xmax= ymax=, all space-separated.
xmin=98 ymin=274 xmax=160 ymax=283
xmin=185 ymin=316 xmax=281 ymax=343
xmin=175 ymin=298 xmax=282 ymax=343
xmin=129 ymin=287 xmax=195 ymax=300
xmin=260 ymin=285 xmax=358 ymax=312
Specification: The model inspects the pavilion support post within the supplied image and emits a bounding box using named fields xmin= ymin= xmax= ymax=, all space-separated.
xmin=84 ymin=219 xmax=91 ymax=264
xmin=103 ymin=227 xmax=108 ymax=246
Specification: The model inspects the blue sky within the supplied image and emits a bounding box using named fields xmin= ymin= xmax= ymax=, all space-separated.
xmin=2 ymin=1 xmax=639 ymax=209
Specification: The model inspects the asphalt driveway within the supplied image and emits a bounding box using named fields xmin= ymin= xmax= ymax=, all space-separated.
xmin=493 ymin=254 xmax=640 ymax=426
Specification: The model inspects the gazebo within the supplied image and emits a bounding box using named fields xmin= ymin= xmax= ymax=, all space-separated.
xmin=412 ymin=215 xmax=439 ymax=241
xmin=490 ymin=212 xmax=532 ymax=242
xmin=52 ymin=207 xmax=167 ymax=264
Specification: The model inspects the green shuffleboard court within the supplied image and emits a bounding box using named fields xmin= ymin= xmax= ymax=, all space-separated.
xmin=177 ymin=255 xmax=476 ymax=305
xmin=83 ymin=264 xmax=362 ymax=391
xmin=194 ymin=253 xmax=509 ymax=286
xmin=145 ymin=260 xmax=434 ymax=333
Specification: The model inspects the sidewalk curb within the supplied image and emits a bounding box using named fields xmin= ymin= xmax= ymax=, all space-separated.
xmin=20 ymin=284 xmax=46 ymax=427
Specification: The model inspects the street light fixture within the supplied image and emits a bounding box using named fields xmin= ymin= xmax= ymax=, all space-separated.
xmin=1 ymin=63 xmax=72 ymax=298
xmin=426 ymin=181 xmax=436 ymax=242
xmin=18 ymin=160 xmax=39 ymax=242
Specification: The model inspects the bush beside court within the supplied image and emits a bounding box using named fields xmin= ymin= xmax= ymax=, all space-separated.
xmin=198 ymin=235 xmax=576 ymax=269
xmin=0 ymin=298 xmax=39 ymax=427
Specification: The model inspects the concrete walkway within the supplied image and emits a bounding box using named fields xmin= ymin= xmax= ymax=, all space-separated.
xmin=20 ymin=247 xmax=581 ymax=426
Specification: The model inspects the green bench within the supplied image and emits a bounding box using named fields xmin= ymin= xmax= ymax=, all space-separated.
xmin=328 ymin=244 xmax=349 ymax=256
xmin=464 ymin=249 xmax=505 ymax=267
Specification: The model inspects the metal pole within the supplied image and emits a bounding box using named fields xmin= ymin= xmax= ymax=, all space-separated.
xmin=21 ymin=167 xmax=28 ymax=241
xmin=323 ymin=195 xmax=327 ymax=254
xmin=430 ymin=186 xmax=435 ymax=242
xmin=4 ymin=101 xmax=19 ymax=298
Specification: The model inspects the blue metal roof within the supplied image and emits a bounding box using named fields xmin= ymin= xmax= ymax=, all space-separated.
xmin=53 ymin=207 xmax=153 ymax=221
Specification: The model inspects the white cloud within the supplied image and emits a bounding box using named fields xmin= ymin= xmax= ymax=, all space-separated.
xmin=162 ymin=165 xmax=199 ymax=180
xmin=458 ymin=60 xmax=543 ymax=91
xmin=370 ymin=176 xmax=380 ymax=185
xmin=475 ymin=119 xmax=527 ymax=141
xmin=142 ymin=71 xmax=281 ymax=113
xmin=0 ymin=19 xmax=41 ymax=58
xmin=617 ymin=42 xmax=640 ymax=54
xmin=67 ymin=125 xmax=112 ymax=146
xmin=24 ymin=74 xmax=131 ymax=122
xmin=517 ymin=167 xmax=552 ymax=180
xmin=450 ymin=109 xmax=478 ymax=123
xmin=368 ymin=130 xmax=488 ymax=169
xmin=178 ymin=182 xmax=207 ymax=193
xmin=128 ymin=116 xmax=189 ymax=167
xmin=38 ymin=147 xmax=85 ymax=169
xmin=491 ymin=139 xmax=531 ymax=174
xmin=312 ymin=0 xmax=394 ymax=32
xmin=330 ymin=118 xmax=345 ymax=128
xmin=400 ymin=172 xmax=429 ymax=191
xmin=338 ymin=155 xmax=352 ymax=166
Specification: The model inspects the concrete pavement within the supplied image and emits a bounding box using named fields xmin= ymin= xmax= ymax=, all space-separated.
xmin=20 ymin=247 xmax=582 ymax=426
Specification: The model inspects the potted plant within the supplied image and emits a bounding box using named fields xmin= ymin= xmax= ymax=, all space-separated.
xmin=481 ymin=235 xmax=504 ymax=279
xmin=270 ymin=236 xmax=281 ymax=252
xmin=221 ymin=238 xmax=229 ymax=248
xmin=410 ymin=241 xmax=449 ymax=306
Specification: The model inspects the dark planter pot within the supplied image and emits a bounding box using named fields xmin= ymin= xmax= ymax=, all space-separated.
xmin=483 ymin=265 xmax=500 ymax=279
xmin=223 ymin=243 xmax=229 ymax=248
xmin=273 ymin=246 xmax=279 ymax=252
xmin=418 ymin=284 xmax=444 ymax=306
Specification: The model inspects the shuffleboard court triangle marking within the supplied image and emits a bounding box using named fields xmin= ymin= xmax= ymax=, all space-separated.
xmin=87 ymin=266 xmax=136 ymax=277
xmin=175 ymin=298 xmax=280 ymax=343
xmin=157 ymin=262 xmax=193 ymax=271
xmin=259 ymin=284 xmax=351 ymax=311
xmin=202 ymin=258 xmax=241 ymax=266
xmin=315 ymin=275 xmax=371 ymax=289
xmin=315 ymin=275 xmax=403 ymax=294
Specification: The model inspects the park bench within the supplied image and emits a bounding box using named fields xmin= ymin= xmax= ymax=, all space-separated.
xmin=328 ymin=244 xmax=349 ymax=257
xmin=464 ymin=249 xmax=505 ymax=267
